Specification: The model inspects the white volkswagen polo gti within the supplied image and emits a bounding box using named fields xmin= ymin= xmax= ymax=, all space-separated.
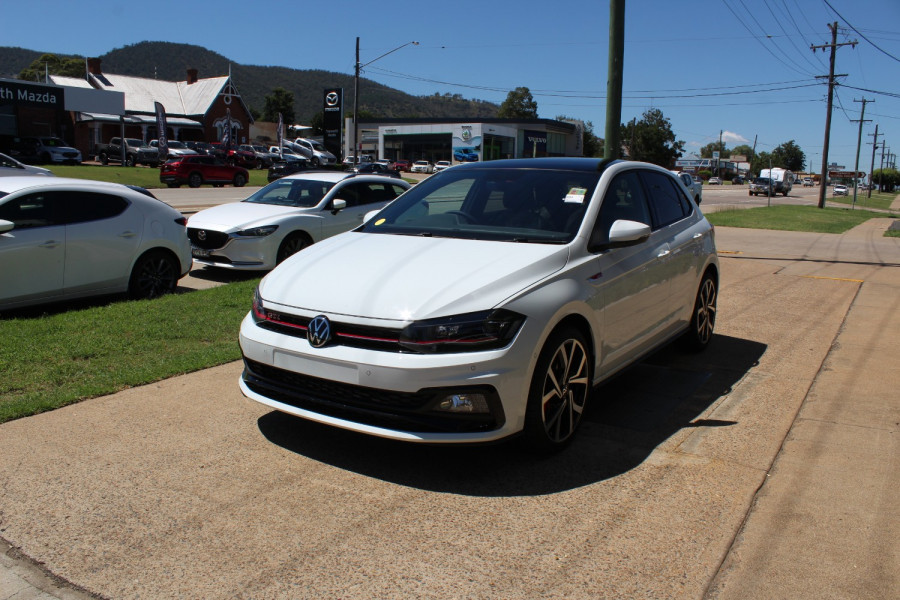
xmin=239 ymin=158 xmax=719 ymax=450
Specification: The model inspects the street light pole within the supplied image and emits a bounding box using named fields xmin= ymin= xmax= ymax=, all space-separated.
xmin=353 ymin=38 xmax=419 ymax=163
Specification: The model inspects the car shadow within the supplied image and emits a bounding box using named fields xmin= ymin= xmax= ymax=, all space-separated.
xmin=184 ymin=266 xmax=263 ymax=285
xmin=256 ymin=334 xmax=767 ymax=497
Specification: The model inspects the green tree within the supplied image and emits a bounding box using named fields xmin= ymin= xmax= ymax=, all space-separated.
xmin=771 ymin=140 xmax=806 ymax=172
xmin=498 ymin=87 xmax=538 ymax=119
xmin=263 ymin=87 xmax=295 ymax=125
xmin=700 ymin=141 xmax=729 ymax=159
xmin=750 ymin=151 xmax=773 ymax=176
xmin=309 ymin=111 xmax=325 ymax=136
xmin=19 ymin=53 xmax=85 ymax=81
xmin=730 ymin=144 xmax=754 ymax=160
xmin=620 ymin=108 xmax=684 ymax=167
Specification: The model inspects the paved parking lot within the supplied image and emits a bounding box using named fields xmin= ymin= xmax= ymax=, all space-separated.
xmin=1 ymin=215 xmax=897 ymax=598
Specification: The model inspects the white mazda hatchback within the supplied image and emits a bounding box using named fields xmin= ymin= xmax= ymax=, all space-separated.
xmin=239 ymin=158 xmax=719 ymax=450
xmin=0 ymin=177 xmax=191 ymax=311
xmin=187 ymin=172 xmax=410 ymax=270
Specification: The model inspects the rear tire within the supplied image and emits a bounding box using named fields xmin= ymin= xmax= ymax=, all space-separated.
xmin=523 ymin=326 xmax=592 ymax=452
xmin=99 ymin=152 xmax=109 ymax=165
xmin=681 ymin=273 xmax=717 ymax=352
xmin=125 ymin=154 xmax=135 ymax=167
xmin=129 ymin=251 xmax=179 ymax=299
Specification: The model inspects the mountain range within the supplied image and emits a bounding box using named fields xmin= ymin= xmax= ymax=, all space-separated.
xmin=0 ymin=41 xmax=500 ymax=124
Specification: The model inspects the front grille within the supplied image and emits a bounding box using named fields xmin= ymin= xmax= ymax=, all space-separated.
xmin=188 ymin=228 xmax=230 ymax=250
xmin=257 ymin=314 xmax=403 ymax=352
xmin=242 ymin=358 xmax=502 ymax=433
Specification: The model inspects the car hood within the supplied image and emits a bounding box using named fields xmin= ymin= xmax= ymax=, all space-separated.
xmin=188 ymin=202 xmax=313 ymax=232
xmin=259 ymin=233 xmax=569 ymax=320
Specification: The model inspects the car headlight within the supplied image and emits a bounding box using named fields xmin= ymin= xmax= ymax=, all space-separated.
xmin=235 ymin=225 xmax=278 ymax=237
xmin=399 ymin=309 xmax=525 ymax=354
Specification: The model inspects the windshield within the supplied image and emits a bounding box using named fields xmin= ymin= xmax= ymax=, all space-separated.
xmin=752 ymin=178 xmax=771 ymax=185
xmin=41 ymin=138 xmax=67 ymax=147
xmin=126 ymin=138 xmax=147 ymax=148
xmin=167 ymin=141 xmax=186 ymax=149
xmin=358 ymin=167 xmax=601 ymax=243
xmin=243 ymin=178 xmax=336 ymax=208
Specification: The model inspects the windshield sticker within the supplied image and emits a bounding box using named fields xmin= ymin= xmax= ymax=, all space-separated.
xmin=565 ymin=187 xmax=587 ymax=204
xmin=375 ymin=218 xmax=386 ymax=226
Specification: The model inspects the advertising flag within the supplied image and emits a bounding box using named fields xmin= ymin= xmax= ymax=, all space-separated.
xmin=222 ymin=108 xmax=232 ymax=148
xmin=154 ymin=101 xmax=168 ymax=161
xmin=277 ymin=112 xmax=284 ymax=157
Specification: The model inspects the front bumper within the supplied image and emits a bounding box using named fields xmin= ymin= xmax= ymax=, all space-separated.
xmin=238 ymin=312 xmax=534 ymax=443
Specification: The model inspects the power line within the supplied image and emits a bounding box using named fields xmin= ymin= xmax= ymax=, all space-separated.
xmin=822 ymin=0 xmax=900 ymax=62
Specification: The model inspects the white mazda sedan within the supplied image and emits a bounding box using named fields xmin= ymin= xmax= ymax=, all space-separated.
xmin=0 ymin=177 xmax=191 ymax=311
xmin=239 ymin=158 xmax=719 ymax=450
xmin=187 ymin=172 xmax=410 ymax=270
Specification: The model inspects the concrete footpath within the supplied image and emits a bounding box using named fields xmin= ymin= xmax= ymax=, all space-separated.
xmin=1 ymin=219 xmax=898 ymax=599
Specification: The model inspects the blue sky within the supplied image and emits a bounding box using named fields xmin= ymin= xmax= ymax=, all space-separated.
xmin=4 ymin=0 xmax=899 ymax=173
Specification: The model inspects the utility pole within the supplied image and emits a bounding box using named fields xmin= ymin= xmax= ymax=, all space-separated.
xmin=850 ymin=98 xmax=872 ymax=208
xmin=604 ymin=0 xmax=625 ymax=160
xmin=867 ymin=124 xmax=880 ymax=199
xmin=811 ymin=22 xmax=857 ymax=208
xmin=879 ymin=140 xmax=886 ymax=192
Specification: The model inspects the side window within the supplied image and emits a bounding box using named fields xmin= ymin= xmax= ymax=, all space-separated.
xmin=59 ymin=192 xmax=128 ymax=224
xmin=591 ymin=171 xmax=652 ymax=244
xmin=0 ymin=193 xmax=63 ymax=229
xmin=334 ymin=182 xmax=362 ymax=207
xmin=640 ymin=170 xmax=688 ymax=229
xmin=389 ymin=184 xmax=408 ymax=199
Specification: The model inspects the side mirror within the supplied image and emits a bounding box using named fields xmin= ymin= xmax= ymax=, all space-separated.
xmin=589 ymin=219 xmax=651 ymax=252
xmin=363 ymin=209 xmax=381 ymax=223
xmin=0 ymin=219 xmax=15 ymax=234
xmin=331 ymin=198 xmax=347 ymax=215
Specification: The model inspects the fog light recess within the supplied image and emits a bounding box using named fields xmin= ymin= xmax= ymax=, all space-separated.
xmin=436 ymin=393 xmax=490 ymax=414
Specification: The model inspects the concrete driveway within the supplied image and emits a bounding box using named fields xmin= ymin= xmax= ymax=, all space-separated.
xmin=0 ymin=220 xmax=897 ymax=599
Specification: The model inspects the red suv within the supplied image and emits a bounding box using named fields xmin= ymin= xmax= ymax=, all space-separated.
xmin=392 ymin=159 xmax=411 ymax=172
xmin=160 ymin=156 xmax=249 ymax=188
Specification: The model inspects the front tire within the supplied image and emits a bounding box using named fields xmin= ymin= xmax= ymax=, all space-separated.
xmin=125 ymin=154 xmax=135 ymax=167
xmin=129 ymin=251 xmax=179 ymax=299
xmin=276 ymin=233 xmax=311 ymax=265
xmin=188 ymin=172 xmax=203 ymax=188
xmin=681 ymin=273 xmax=717 ymax=352
xmin=233 ymin=173 xmax=247 ymax=187
xmin=523 ymin=326 xmax=592 ymax=452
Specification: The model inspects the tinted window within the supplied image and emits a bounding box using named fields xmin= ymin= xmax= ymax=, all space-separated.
xmin=591 ymin=171 xmax=652 ymax=245
xmin=58 ymin=192 xmax=128 ymax=224
xmin=640 ymin=170 xmax=688 ymax=228
xmin=0 ymin=193 xmax=63 ymax=228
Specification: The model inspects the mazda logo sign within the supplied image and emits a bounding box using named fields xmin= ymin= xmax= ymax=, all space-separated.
xmin=198 ymin=230 xmax=207 ymax=241
xmin=325 ymin=92 xmax=339 ymax=107
xmin=307 ymin=315 xmax=332 ymax=348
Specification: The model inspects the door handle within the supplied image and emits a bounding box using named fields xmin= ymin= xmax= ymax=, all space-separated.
xmin=39 ymin=240 xmax=61 ymax=249
xmin=693 ymin=233 xmax=703 ymax=239
xmin=657 ymin=250 xmax=671 ymax=259
xmin=119 ymin=231 xmax=138 ymax=238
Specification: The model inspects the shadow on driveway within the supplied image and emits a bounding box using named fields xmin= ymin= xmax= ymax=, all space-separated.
xmin=257 ymin=334 xmax=766 ymax=497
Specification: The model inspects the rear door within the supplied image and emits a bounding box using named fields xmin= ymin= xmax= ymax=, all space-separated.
xmin=60 ymin=191 xmax=142 ymax=293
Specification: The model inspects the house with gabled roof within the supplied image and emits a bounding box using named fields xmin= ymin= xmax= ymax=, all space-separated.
xmin=50 ymin=58 xmax=253 ymax=159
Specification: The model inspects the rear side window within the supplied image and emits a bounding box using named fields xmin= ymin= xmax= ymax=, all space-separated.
xmin=58 ymin=192 xmax=129 ymax=224
xmin=639 ymin=170 xmax=691 ymax=229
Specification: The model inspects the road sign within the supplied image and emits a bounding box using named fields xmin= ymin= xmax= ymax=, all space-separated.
xmin=828 ymin=171 xmax=866 ymax=179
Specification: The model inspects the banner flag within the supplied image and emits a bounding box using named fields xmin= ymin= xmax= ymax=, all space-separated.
xmin=154 ymin=101 xmax=168 ymax=162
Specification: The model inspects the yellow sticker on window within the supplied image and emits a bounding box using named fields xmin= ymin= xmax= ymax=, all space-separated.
xmin=375 ymin=218 xmax=386 ymax=226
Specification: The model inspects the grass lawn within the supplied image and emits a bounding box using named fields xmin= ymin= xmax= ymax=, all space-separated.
xmin=826 ymin=191 xmax=898 ymax=211
xmin=706 ymin=205 xmax=892 ymax=234
xmin=46 ymin=164 xmax=271 ymax=188
xmin=0 ymin=278 xmax=260 ymax=424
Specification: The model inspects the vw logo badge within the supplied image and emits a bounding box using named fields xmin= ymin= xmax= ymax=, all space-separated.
xmin=308 ymin=315 xmax=332 ymax=348
xmin=326 ymin=92 xmax=339 ymax=107
xmin=198 ymin=230 xmax=207 ymax=241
